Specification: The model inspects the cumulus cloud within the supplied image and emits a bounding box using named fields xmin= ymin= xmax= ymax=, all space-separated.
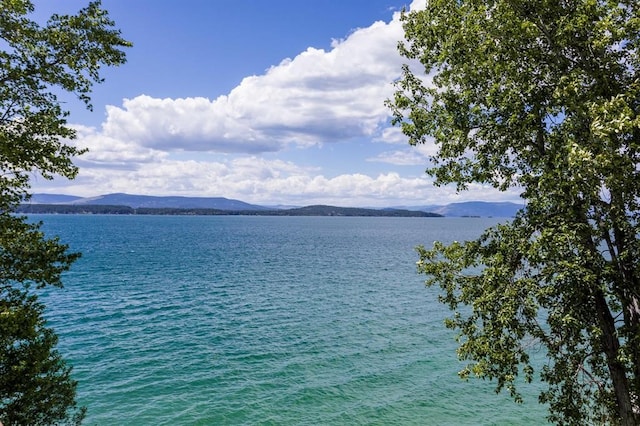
xmin=368 ymin=150 xmax=428 ymax=166
xmin=374 ymin=126 xmax=409 ymax=145
xmin=96 ymin=14 xmax=406 ymax=154
xmin=369 ymin=131 xmax=439 ymax=165
xmin=33 ymin=0 xmax=519 ymax=206
xmin=36 ymin=153 xmax=520 ymax=207
xmin=41 ymin=157 xmax=433 ymax=206
xmin=68 ymin=124 xmax=166 ymax=169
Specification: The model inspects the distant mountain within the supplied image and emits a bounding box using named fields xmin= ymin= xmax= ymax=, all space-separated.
xmin=271 ymin=205 xmax=441 ymax=217
xmin=424 ymin=201 xmax=523 ymax=217
xmin=29 ymin=193 xmax=521 ymax=217
xmin=30 ymin=193 xmax=84 ymax=204
xmin=17 ymin=203 xmax=442 ymax=217
xmin=30 ymin=193 xmax=269 ymax=211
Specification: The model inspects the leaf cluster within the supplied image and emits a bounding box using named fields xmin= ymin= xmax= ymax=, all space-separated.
xmin=0 ymin=1 xmax=129 ymax=424
xmin=0 ymin=287 xmax=85 ymax=425
xmin=0 ymin=0 xmax=131 ymax=208
xmin=390 ymin=0 xmax=640 ymax=424
xmin=0 ymin=211 xmax=84 ymax=424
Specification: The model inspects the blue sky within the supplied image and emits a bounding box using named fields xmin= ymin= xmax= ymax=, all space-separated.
xmin=30 ymin=0 xmax=521 ymax=207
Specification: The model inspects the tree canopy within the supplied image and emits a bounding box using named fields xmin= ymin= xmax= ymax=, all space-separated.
xmin=0 ymin=1 xmax=129 ymax=424
xmin=388 ymin=0 xmax=640 ymax=424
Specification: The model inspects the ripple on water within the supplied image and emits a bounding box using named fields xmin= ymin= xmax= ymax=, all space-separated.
xmin=36 ymin=216 xmax=548 ymax=425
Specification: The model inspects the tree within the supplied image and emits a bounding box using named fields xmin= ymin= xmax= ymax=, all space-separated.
xmin=0 ymin=1 xmax=129 ymax=424
xmin=388 ymin=1 xmax=640 ymax=424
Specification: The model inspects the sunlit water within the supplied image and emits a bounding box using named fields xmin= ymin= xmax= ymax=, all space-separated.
xmin=35 ymin=215 xmax=548 ymax=425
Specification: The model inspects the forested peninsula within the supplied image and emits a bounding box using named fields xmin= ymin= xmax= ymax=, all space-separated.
xmin=17 ymin=204 xmax=441 ymax=217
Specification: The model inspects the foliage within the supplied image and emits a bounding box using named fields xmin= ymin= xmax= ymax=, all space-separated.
xmin=0 ymin=0 xmax=129 ymax=424
xmin=0 ymin=286 xmax=84 ymax=426
xmin=388 ymin=0 xmax=640 ymax=424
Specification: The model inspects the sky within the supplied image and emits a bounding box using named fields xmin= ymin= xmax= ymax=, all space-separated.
xmin=29 ymin=0 xmax=523 ymax=207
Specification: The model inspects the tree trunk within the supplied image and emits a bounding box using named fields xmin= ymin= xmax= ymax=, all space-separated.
xmin=595 ymin=291 xmax=639 ymax=425
xmin=628 ymin=294 xmax=640 ymax=419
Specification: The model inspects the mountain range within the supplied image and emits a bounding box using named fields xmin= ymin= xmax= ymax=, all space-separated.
xmin=404 ymin=201 xmax=524 ymax=218
xmin=26 ymin=193 xmax=523 ymax=217
xmin=30 ymin=193 xmax=267 ymax=211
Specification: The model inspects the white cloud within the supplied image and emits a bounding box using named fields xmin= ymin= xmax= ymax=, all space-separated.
xmin=368 ymin=149 xmax=427 ymax=166
xmin=369 ymin=126 xmax=439 ymax=166
xmin=96 ymin=15 xmax=406 ymax=154
xmin=32 ymin=0 xmax=520 ymax=207
xmin=410 ymin=0 xmax=427 ymax=10
xmin=68 ymin=124 xmax=166 ymax=169
xmin=374 ymin=126 xmax=409 ymax=145
xmin=35 ymin=154 xmax=521 ymax=207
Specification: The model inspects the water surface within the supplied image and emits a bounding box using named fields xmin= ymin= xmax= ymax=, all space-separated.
xmin=37 ymin=215 xmax=548 ymax=425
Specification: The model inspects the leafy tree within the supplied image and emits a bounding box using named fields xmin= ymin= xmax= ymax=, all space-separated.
xmin=388 ymin=1 xmax=640 ymax=424
xmin=0 ymin=0 xmax=129 ymax=424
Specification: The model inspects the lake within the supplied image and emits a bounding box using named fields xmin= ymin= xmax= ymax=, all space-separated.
xmin=35 ymin=215 xmax=548 ymax=425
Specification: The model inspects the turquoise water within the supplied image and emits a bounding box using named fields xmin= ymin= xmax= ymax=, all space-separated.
xmin=36 ymin=215 xmax=548 ymax=425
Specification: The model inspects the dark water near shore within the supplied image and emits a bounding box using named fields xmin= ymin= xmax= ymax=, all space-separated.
xmin=36 ymin=215 xmax=548 ymax=425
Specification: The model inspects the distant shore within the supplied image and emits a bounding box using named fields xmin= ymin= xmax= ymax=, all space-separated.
xmin=17 ymin=203 xmax=442 ymax=218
